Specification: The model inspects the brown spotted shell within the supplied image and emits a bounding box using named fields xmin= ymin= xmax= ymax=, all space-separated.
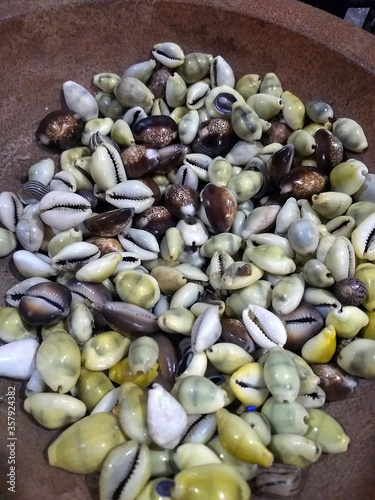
xmin=279 ymin=166 xmax=328 ymax=199
xmin=135 ymin=205 xmax=176 ymax=235
xmin=191 ymin=118 xmax=237 ymax=157
xmin=121 ymin=144 xmax=160 ymax=178
xmin=147 ymin=65 xmax=171 ymax=99
xmin=133 ymin=115 xmax=178 ymax=148
xmin=36 ymin=110 xmax=84 ymax=152
xmin=164 ymin=184 xmax=200 ymax=218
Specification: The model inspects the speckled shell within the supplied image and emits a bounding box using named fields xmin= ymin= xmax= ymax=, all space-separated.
xmin=279 ymin=166 xmax=328 ymax=199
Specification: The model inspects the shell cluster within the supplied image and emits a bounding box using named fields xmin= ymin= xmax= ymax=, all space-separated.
xmin=1 ymin=40 xmax=375 ymax=500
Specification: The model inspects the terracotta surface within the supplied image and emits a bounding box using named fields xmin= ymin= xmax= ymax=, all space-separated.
xmin=0 ymin=1 xmax=375 ymax=499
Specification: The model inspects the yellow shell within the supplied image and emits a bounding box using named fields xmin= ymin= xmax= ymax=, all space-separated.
xmin=304 ymin=408 xmax=350 ymax=453
xmin=173 ymin=443 xmax=221 ymax=470
xmin=230 ymin=362 xmax=269 ymax=407
xmin=269 ymin=433 xmax=321 ymax=468
xmin=225 ymin=280 xmax=272 ymax=317
xmin=311 ymin=192 xmax=352 ymax=219
xmin=0 ymin=307 xmax=37 ymax=343
xmin=206 ymin=343 xmax=253 ymax=374
xmin=235 ymin=74 xmax=261 ymax=99
xmin=114 ymin=270 xmax=160 ymax=309
xmin=216 ymin=408 xmax=274 ymax=466
xmin=246 ymin=245 xmax=296 ymax=275
xmin=128 ymin=336 xmax=159 ymax=374
xmin=118 ymin=382 xmax=151 ymax=444
xmin=48 ymin=412 xmax=126 ymax=474
xmin=109 ymin=357 xmax=159 ymax=386
xmin=24 ymin=393 xmax=86 ymax=429
xmin=330 ymin=160 xmax=367 ymax=195
xmin=157 ymin=307 xmax=195 ymax=335
xmin=360 ymin=311 xmax=375 ymax=340
xmin=36 ymin=330 xmax=81 ymax=393
xmin=301 ymin=325 xmax=336 ymax=363
xmin=355 ymin=263 xmax=375 ymax=311
xmin=281 ymin=90 xmax=305 ymax=130
xmin=207 ymin=435 xmax=259 ymax=482
xmin=75 ymin=252 xmax=122 ymax=282
xmin=172 ymin=463 xmax=251 ymax=500
xmin=325 ymin=306 xmax=369 ymax=338
xmin=77 ymin=366 xmax=114 ymax=412
xmin=81 ymin=330 xmax=131 ymax=371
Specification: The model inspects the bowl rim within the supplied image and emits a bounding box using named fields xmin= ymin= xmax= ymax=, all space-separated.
xmin=1 ymin=0 xmax=375 ymax=72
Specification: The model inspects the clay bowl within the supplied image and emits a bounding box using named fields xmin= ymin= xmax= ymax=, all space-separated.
xmin=1 ymin=0 xmax=375 ymax=499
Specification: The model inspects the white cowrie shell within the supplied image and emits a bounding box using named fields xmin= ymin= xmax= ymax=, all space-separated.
xmin=16 ymin=212 xmax=45 ymax=252
xmin=119 ymin=228 xmax=160 ymax=261
xmin=105 ymin=180 xmax=154 ymax=213
xmin=0 ymin=191 xmax=24 ymax=232
xmin=28 ymin=158 xmax=55 ymax=185
xmin=242 ymin=304 xmax=287 ymax=350
xmin=147 ymin=383 xmax=188 ymax=449
xmin=170 ymin=282 xmax=204 ymax=309
xmin=176 ymin=217 xmax=209 ymax=247
xmin=210 ymin=55 xmax=235 ymax=88
xmin=13 ymin=250 xmax=58 ymax=278
xmin=152 ymin=42 xmax=185 ymax=68
xmin=191 ymin=305 xmax=222 ymax=353
xmin=38 ymin=191 xmax=92 ymax=231
xmin=49 ymin=171 xmax=77 ymax=192
xmin=5 ymin=277 xmax=51 ymax=308
xmin=63 ymin=80 xmax=99 ymax=122
xmin=0 ymin=338 xmax=39 ymax=379
xmin=90 ymin=143 xmax=127 ymax=191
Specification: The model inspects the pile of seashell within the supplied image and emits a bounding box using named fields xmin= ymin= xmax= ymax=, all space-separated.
xmin=1 ymin=41 xmax=375 ymax=500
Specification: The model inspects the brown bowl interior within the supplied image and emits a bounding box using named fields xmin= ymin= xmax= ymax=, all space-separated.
xmin=1 ymin=0 xmax=375 ymax=499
